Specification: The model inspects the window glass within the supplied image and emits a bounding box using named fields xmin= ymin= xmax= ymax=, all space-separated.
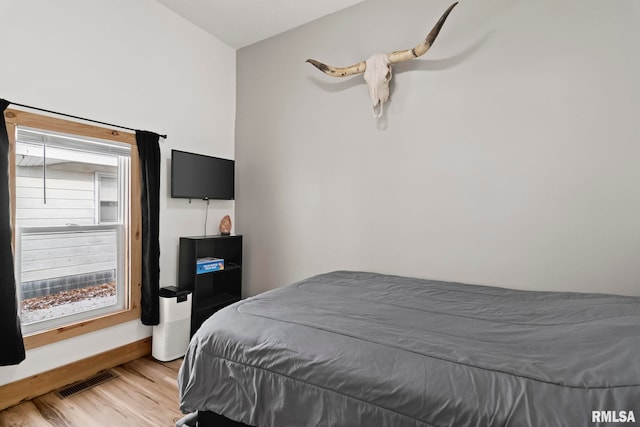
xmin=14 ymin=126 xmax=131 ymax=334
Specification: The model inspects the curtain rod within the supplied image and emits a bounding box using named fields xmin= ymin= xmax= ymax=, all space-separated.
xmin=6 ymin=100 xmax=167 ymax=139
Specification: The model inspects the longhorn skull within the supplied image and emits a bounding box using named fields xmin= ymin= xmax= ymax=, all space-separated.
xmin=306 ymin=2 xmax=458 ymax=118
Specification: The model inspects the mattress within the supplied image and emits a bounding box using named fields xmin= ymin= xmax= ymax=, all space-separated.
xmin=178 ymin=271 xmax=640 ymax=426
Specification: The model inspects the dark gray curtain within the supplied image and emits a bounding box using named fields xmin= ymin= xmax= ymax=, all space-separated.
xmin=136 ymin=131 xmax=160 ymax=325
xmin=0 ymin=99 xmax=26 ymax=365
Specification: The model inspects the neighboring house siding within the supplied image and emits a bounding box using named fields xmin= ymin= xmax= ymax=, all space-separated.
xmin=16 ymin=165 xmax=116 ymax=295
xmin=20 ymin=232 xmax=116 ymax=298
xmin=15 ymin=166 xmax=95 ymax=227
xmin=20 ymin=231 xmax=117 ymax=283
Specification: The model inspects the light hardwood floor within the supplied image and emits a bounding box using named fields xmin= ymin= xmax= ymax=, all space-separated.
xmin=0 ymin=356 xmax=184 ymax=427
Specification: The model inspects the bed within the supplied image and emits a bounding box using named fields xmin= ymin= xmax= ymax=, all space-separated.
xmin=178 ymin=271 xmax=640 ymax=426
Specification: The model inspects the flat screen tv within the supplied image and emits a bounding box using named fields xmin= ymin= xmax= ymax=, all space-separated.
xmin=171 ymin=150 xmax=235 ymax=200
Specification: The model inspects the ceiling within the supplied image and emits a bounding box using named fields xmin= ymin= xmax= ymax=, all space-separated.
xmin=155 ymin=0 xmax=366 ymax=49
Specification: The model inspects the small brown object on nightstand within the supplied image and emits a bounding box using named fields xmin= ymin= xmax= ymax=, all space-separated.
xmin=219 ymin=215 xmax=232 ymax=236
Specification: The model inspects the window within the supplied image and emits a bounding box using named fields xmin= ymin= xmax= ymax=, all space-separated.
xmin=5 ymin=109 xmax=141 ymax=349
xmin=96 ymin=173 xmax=118 ymax=224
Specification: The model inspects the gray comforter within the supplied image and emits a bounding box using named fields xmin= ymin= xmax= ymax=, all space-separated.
xmin=178 ymin=271 xmax=640 ymax=426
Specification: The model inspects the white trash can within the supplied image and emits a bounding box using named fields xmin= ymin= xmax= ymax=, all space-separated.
xmin=152 ymin=286 xmax=192 ymax=362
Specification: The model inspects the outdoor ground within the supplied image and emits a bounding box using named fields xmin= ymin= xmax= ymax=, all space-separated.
xmin=21 ymin=282 xmax=117 ymax=324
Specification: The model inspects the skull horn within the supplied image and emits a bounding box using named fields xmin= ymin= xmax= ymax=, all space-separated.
xmin=305 ymin=59 xmax=366 ymax=77
xmin=388 ymin=2 xmax=459 ymax=64
xmin=306 ymin=2 xmax=458 ymax=76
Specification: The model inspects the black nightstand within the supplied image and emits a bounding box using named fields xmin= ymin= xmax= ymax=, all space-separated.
xmin=178 ymin=235 xmax=242 ymax=336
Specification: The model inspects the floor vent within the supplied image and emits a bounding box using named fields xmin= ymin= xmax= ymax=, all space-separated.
xmin=55 ymin=370 xmax=118 ymax=398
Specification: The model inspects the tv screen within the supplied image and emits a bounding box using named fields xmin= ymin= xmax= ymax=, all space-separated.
xmin=171 ymin=150 xmax=235 ymax=200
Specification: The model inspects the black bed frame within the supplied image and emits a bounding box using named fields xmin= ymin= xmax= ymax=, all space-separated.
xmin=197 ymin=410 xmax=251 ymax=427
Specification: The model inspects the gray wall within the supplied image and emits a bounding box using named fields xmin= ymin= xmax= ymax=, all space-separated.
xmin=236 ymin=0 xmax=640 ymax=297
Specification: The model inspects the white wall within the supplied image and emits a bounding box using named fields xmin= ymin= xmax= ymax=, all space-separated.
xmin=0 ymin=0 xmax=235 ymax=384
xmin=236 ymin=0 xmax=640 ymax=297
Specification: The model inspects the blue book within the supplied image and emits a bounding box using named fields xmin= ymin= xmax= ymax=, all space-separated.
xmin=196 ymin=257 xmax=224 ymax=274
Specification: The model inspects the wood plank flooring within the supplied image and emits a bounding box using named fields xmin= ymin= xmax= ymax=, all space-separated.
xmin=0 ymin=356 xmax=184 ymax=427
